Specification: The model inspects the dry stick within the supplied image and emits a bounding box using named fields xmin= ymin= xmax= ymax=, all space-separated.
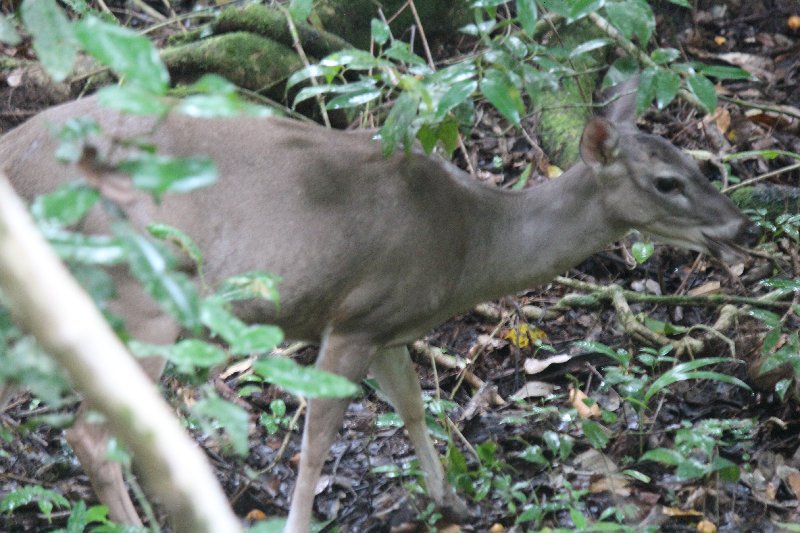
xmin=406 ymin=0 xmax=435 ymax=70
xmin=281 ymin=7 xmax=331 ymax=128
xmin=723 ymin=161 xmax=800 ymax=193
xmin=0 ymin=174 xmax=241 ymax=533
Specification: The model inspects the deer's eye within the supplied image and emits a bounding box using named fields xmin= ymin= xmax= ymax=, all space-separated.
xmin=655 ymin=177 xmax=681 ymax=194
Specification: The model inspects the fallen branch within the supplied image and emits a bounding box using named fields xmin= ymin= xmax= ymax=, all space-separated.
xmin=0 ymin=173 xmax=239 ymax=533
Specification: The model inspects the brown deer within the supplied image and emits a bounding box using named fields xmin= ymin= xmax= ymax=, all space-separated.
xmin=0 ymin=81 xmax=756 ymax=531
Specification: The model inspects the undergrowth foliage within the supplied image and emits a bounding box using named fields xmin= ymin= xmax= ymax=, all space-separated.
xmin=0 ymin=0 xmax=798 ymax=531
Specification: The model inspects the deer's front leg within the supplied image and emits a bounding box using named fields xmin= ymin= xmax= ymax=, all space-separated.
xmin=284 ymin=332 xmax=375 ymax=533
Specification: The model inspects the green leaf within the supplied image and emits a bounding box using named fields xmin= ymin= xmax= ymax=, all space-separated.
xmin=73 ymin=16 xmax=169 ymax=93
xmin=384 ymin=41 xmax=427 ymax=66
xmin=644 ymin=357 xmax=750 ymax=403
xmin=44 ymin=229 xmax=125 ymax=265
xmin=0 ymin=485 xmax=70 ymax=515
xmin=20 ymin=0 xmax=77 ymax=81
xmin=192 ymin=394 xmax=250 ymax=456
xmin=435 ymin=79 xmax=477 ymax=119
xmin=640 ymin=447 xmax=683 ymax=465
xmin=567 ymin=0 xmax=604 ymax=22
xmin=163 ymin=339 xmax=226 ymax=374
xmin=200 ymin=297 xmax=283 ymax=355
xmin=517 ymin=444 xmax=548 ymax=465
xmin=178 ymin=93 xmax=275 ymax=118
xmin=516 ymin=0 xmax=538 ymax=35
xmin=0 ymin=14 xmax=20 ymax=45
xmin=31 ymin=182 xmax=99 ymax=227
xmin=119 ymin=153 xmax=217 ymax=201
xmin=480 ymin=69 xmax=523 ymax=125
xmin=147 ymin=223 xmax=204 ymax=276
xmin=96 ymin=84 xmax=171 ymax=116
xmin=325 ymin=88 xmax=382 ymax=110
xmin=687 ymin=74 xmax=717 ymax=113
xmin=371 ymin=18 xmax=390 ymax=45
xmin=379 ymin=91 xmax=419 ymax=156
xmin=605 ymin=0 xmax=655 ymax=44
xmin=217 ymin=271 xmax=281 ymax=303
xmin=650 ymin=47 xmax=680 ymax=65
xmin=320 ymin=49 xmax=385 ymax=70
xmin=653 ymin=69 xmax=680 ymax=110
xmin=635 ymin=66 xmax=657 ymax=114
xmin=289 ymin=0 xmax=313 ymax=21
xmin=116 ymin=225 xmax=201 ymax=329
xmin=696 ymin=64 xmax=754 ymax=81
xmin=253 ymin=356 xmax=360 ymax=398
xmin=569 ymin=38 xmax=612 ymax=58
xmin=667 ymin=0 xmax=690 ymax=6
xmin=286 ymin=64 xmax=339 ymax=89
xmin=581 ymin=419 xmax=610 ymax=449
xmin=631 ymin=240 xmax=654 ymax=263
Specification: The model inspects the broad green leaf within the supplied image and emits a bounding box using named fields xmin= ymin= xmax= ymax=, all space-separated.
xmin=480 ymin=69 xmax=523 ymax=125
xmin=581 ymin=419 xmax=610 ymax=449
xmin=371 ymin=18 xmax=391 ymax=45
xmin=572 ymin=340 xmax=628 ymax=363
xmin=200 ymin=297 xmax=283 ymax=355
xmin=384 ymin=41 xmax=427 ymax=66
xmin=217 ymin=271 xmax=281 ymax=303
xmin=96 ymin=84 xmax=171 ymax=116
xmin=631 ymin=240 xmax=654 ymax=263
xmin=640 ymin=447 xmax=683 ymax=465
xmin=379 ymin=91 xmax=419 ymax=156
xmin=697 ymin=64 xmax=754 ymax=81
xmin=746 ymin=308 xmax=780 ymax=328
xmin=325 ymin=89 xmax=382 ymax=110
xmin=0 ymin=14 xmax=20 ymax=45
xmin=435 ymin=79 xmax=477 ymax=119
xmin=605 ymin=0 xmax=655 ymax=44
xmin=253 ymin=356 xmax=360 ymax=398
xmin=517 ymin=444 xmax=548 ymax=465
xmin=192 ymin=395 xmax=250 ymax=456
xmin=516 ymin=0 xmax=538 ymax=35
xmin=162 ymin=339 xmax=226 ymax=373
xmin=650 ymin=48 xmax=680 ymax=65
xmin=760 ymin=277 xmax=800 ymax=292
xmin=687 ymin=74 xmax=717 ymax=113
xmin=320 ymin=49 xmax=385 ymax=70
xmin=74 ymin=16 xmax=169 ymax=93
xmin=289 ymin=0 xmax=313 ymax=21
xmin=635 ymin=66 xmax=657 ymax=114
xmin=653 ymin=69 xmax=680 ymax=109
xmin=286 ymin=64 xmax=339 ymax=89
xmin=567 ymin=0 xmax=604 ymax=22
xmin=569 ymin=38 xmax=612 ymax=58
xmin=178 ymin=93 xmax=275 ymax=118
xmin=119 ymin=153 xmax=217 ymax=201
xmin=31 ymin=182 xmax=99 ymax=227
xmin=116 ymin=225 xmax=200 ymax=329
xmin=45 ymin=229 xmax=125 ymax=265
xmin=20 ymin=0 xmax=77 ymax=81
xmin=147 ymin=223 xmax=204 ymax=275
xmin=667 ymin=0 xmax=690 ymax=6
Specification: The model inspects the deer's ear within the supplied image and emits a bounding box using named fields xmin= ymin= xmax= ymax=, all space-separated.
xmin=580 ymin=116 xmax=620 ymax=168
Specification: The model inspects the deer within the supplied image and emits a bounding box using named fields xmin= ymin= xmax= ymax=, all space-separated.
xmin=0 ymin=79 xmax=757 ymax=531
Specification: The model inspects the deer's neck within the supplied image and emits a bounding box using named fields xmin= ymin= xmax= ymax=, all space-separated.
xmin=457 ymin=163 xmax=625 ymax=305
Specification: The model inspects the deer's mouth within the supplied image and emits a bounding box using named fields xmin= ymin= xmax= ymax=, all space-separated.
xmin=702 ymin=232 xmax=750 ymax=264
